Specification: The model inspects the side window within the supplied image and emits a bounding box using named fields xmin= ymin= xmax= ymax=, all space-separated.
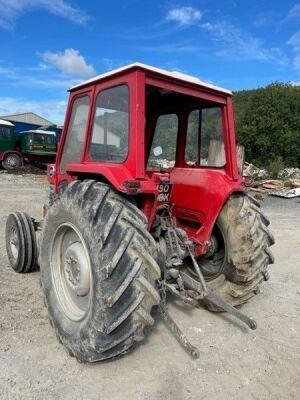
xmin=185 ymin=110 xmax=200 ymax=165
xmin=0 ymin=126 xmax=12 ymax=138
xmin=89 ymin=85 xmax=129 ymax=162
xmin=60 ymin=95 xmax=90 ymax=173
xmin=147 ymin=114 xmax=178 ymax=169
xmin=185 ymin=107 xmax=225 ymax=167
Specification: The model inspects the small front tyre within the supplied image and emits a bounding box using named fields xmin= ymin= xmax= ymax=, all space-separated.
xmin=6 ymin=212 xmax=38 ymax=273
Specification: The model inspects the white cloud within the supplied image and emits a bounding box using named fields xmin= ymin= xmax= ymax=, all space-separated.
xmin=254 ymin=12 xmax=280 ymax=27
xmin=0 ymin=61 xmax=81 ymax=89
xmin=287 ymin=31 xmax=300 ymax=72
xmin=200 ymin=21 xmax=287 ymax=64
xmin=0 ymin=97 xmax=67 ymax=124
xmin=165 ymin=8 xmax=285 ymax=64
xmin=100 ymin=58 xmax=136 ymax=71
xmin=41 ymin=49 xmax=95 ymax=78
xmin=0 ymin=0 xmax=89 ymax=30
xmin=139 ymin=42 xmax=202 ymax=53
xmin=287 ymin=3 xmax=300 ymax=20
xmin=287 ymin=31 xmax=300 ymax=50
xmin=294 ymin=54 xmax=300 ymax=69
xmin=0 ymin=59 xmax=83 ymax=123
xmin=166 ymin=7 xmax=202 ymax=26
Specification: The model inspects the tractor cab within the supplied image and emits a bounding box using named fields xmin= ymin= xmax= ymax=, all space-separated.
xmin=54 ymin=63 xmax=243 ymax=253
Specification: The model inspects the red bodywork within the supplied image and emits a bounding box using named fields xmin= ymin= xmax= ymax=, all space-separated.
xmin=50 ymin=64 xmax=244 ymax=256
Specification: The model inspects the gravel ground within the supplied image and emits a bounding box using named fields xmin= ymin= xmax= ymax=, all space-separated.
xmin=0 ymin=171 xmax=299 ymax=400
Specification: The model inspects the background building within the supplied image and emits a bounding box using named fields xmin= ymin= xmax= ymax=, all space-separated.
xmin=0 ymin=112 xmax=62 ymax=139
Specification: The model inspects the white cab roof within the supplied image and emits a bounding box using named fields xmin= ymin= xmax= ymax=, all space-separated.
xmin=0 ymin=119 xmax=14 ymax=126
xmin=20 ymin=129 xmax=56 ymax=135
xmin=70 ymin=62 xmax=231 ymax=94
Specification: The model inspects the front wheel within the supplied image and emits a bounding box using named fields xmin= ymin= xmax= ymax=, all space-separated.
xmin=40 ymin=180 xmax=161 ymax=362
xmin=2 ymin=153 xmax=22 ymax=170
xmin=6 ymin=212 xmax=38 ymax=273
xmin=194 ymin=194 xmax=275 ymax=308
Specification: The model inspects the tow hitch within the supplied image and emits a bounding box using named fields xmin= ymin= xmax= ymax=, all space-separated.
xmin=156 ymin=208 xmax=257 ymax=359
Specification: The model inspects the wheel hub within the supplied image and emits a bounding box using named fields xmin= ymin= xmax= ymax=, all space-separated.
xmin=186 ymin=226 xmax=226 ymax=282
xmin=7 ymin=156 xmax=17 ymax=168
xmin=199 ymin=226 xmax=226 ymax=281
xmin=9 ymin=228 xmax=19 ymax=260
xmin=65 ymin=256 xmax=80 ymax=286
xmin=204 ymin=235 xmax=218 ymax=259
xmin=64 ymin=242 xmax=90 ymax=296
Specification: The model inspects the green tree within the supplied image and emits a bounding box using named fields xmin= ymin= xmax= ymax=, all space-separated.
xmin=234 ymin=83 xmax=300 ymax=167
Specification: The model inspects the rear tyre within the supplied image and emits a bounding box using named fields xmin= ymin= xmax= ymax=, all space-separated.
xmin=196 ymin=194 xmax=274 ymax=309
xmin=6 ymin=212 xmax=38 ymax=273
xmin=2 ymin=153 xmax=22 ymax=170
xmin=40 ymin=180 xmax=161 ymax=362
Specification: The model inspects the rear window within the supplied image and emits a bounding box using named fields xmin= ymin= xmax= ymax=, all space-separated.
xmin=185 ymin=107 xmax=225 ymax=167
xmin=147 ymin=114 xmax=178 ymax=170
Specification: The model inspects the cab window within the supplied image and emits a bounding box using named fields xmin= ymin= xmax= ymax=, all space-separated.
xmin=89 ymin=85 xmax=129 ymax=163
xmin=60 ymin=95 xmax=90 ymax=173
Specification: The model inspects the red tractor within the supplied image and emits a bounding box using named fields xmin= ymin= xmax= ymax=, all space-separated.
xmin=6 ymin=63 xmax=274 ymax=362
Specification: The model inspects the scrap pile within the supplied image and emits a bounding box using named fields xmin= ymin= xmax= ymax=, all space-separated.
xmin=243 ymin=163 xmax=300 ymax=199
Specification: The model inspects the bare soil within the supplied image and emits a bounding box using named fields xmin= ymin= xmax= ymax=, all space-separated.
xmin=0 ymin=171 xmax=299 ymax=400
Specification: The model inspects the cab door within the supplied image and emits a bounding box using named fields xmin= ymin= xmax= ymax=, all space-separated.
xmin=169 ymin=105 xmax=241 ymax=251
xmin=0 ymin=124 xmax=15 ymax=152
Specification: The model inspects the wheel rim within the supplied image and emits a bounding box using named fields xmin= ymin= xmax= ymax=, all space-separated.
xmin=199 ymin=224 xmax=226 ymax=281
xmin=51 ymin=223 xmax=92 ymax=322
xmin=6 ymin=155 xmax=19 ymax=168
xmin=187 ymin=224 xmax=226 ymax=282
xmin=9 ymin=226 xmax=19 ymax=261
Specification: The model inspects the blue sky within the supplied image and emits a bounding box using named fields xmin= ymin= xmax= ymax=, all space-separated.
xmin=0 ymin=0 xmax=299 ymax=124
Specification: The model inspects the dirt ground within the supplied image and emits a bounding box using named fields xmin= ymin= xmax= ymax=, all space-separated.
xmin=0 ymin=171 xmax=299 ymax=400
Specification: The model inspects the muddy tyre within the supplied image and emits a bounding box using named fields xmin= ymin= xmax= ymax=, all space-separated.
xmin=6 ymin=212 xmax=38 ymax=273
xmin=40 ymin=180 xmax=161 ymax=362
xmin=2 ymin=153 xmax=22 ymax=170
xmin=197 ymin=194 xmax=274 ymax=308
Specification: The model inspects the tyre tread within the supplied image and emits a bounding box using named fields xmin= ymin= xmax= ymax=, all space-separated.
xmin=40 ymin=180 xmax=160 ymax=362
xmin=210 ymin=194 xmax=275 ymax=307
